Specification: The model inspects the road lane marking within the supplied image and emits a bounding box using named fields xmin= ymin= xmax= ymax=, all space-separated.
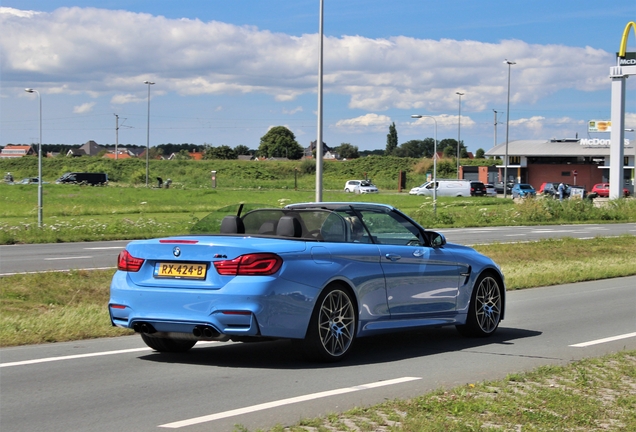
xmin=569 ymin=332 xmax=636 ymax=348
xmin=44 ymin=256 xmax=93 ymax=260
xmin=0 ymin=348 xmax=151 ymax=368
xmin=0 ymin=341 xmax=220 ymax=368
xmin=0 ymin=267 xmax=116 ymax=277
xmin=158 ymin=376 xmax=422 ymax=429
xmin=84 ymin=246 xmax=125 ymax=250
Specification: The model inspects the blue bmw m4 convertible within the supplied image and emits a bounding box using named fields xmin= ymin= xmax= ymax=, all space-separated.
xmin=109 ymin=202 xmax=505 ymax=362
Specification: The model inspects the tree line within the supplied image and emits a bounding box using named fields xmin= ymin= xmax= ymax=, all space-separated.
xmin=21 ymin=123 xmax=485 ymax=160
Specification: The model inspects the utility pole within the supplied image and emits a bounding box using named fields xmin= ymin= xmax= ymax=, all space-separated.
xmin=114 ymin=114 xmax=119 ymax=160
xmin=493 ymin=109 xmax=498 ymax=148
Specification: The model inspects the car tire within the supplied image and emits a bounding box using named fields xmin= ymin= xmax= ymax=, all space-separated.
xmin=140 ymin=333 xmax=197 ymax=352
xmin=456 ymin=273 xmax=502 ymax=338
xmin=344 ymin=188 xmax=350 ymax=193
xmin=301 ymin=285 xmax=357 ymax=362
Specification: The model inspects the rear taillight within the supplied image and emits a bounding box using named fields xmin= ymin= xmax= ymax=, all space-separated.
xmin=214 ymin=253 xmax=283 ymax=276
xmin=117 ymin=250 xmax=144 ymax=272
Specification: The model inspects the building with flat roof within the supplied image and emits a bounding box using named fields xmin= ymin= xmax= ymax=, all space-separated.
xmin=485 ymin=138 xmax=635 ymax=193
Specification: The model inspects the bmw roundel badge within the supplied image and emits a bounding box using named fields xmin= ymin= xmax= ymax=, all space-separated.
xmin=173 ymin=247 xmax=181 ymax=257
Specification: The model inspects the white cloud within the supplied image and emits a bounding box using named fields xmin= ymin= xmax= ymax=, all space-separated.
xmin=73 ymin=102 xmax=96 ymax=114
xmin=111 ymin=93 xmax=144 ymax=104
xmin=0 ymin=7 xmax=614 ymax=114
xmin=283 ymin=106 xmax=303 ymax=115
xmin=335 ymin=113 xmax=392 ymax=132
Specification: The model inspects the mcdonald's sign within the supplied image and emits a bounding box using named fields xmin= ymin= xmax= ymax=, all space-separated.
xmin=617 ymin=21 xmax=635 ymax=58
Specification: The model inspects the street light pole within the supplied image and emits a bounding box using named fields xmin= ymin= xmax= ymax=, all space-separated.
xmin=315 ymin=0 xmax=324 ymax=202
xmin=144 ymin=80 xmax=155 ymax=187
xmin=503 ymin=60 xmax=516 ymax=199
xmin=456 ymin=92 xmax=464 ymax=179
xmin=24 ymin=88 xmax=43 ymax=227
xmin=493 ymin=109 xmax=498 ymax=149
xmin=411 ymin=115 xmax=437 ymax=215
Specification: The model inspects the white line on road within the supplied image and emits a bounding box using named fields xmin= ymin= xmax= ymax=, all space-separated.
xmin=569 ymin=332 xmax=636 ymax=348
xmin=0 ymin=348 xmax=151 ymax=368
xmin=44 ymin=256 xmax=93 ymax=260
xmin=505 ymin=234 xmax=527 ymax=237
xmin=0 ymin=341 xmax=220 ymax=368
xmin=158 ymin=376 xmax=422 ymax=429
xmin=84 ymin=246 xmax=125 ymax=250
xmin=0 ymin=267 xmax=115 ymax=277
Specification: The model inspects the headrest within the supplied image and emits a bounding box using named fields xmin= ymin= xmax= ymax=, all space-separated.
xmin=220 ymin=216 xmax=245 ymax=234
xmin=276 ymin=216 xmax=302 ymax=237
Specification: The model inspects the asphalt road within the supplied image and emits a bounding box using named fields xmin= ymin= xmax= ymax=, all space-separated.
xmin=1 ymin=223 xmax=635 ymax=275
xmin=2 ymin=276 xmax=635 ymax=431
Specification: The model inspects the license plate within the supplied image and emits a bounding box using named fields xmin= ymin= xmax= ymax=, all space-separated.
xmin=155 ymin=262 xmax=207 ymax=279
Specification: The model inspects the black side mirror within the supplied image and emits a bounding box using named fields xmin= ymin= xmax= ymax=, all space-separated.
xmin=430 ymin=232 xmax=446 ymax=248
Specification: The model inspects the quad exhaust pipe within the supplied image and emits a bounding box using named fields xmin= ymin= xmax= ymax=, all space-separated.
xmin=193 ymin=325 xmax=220 ymax=338
xmin=132 ymin=322 xmax=156 ymax=334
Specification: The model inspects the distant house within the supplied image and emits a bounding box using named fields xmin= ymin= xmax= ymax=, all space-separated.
xmin=0 ymin=144 xmax=36 ymax=159
xmin=66 ymin=140 xmax=105 ymax=157
xmin=237 ymin=155 xmax=256 ymax=161
xmin=305 ymin=140 xmax=333 ymax=159
xmin=103 ymin=152 xmax=132 ymax=160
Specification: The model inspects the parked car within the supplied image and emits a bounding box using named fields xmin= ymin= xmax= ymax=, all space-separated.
xmin=344 ymin=180 xmax=378 ymax=193
xmin=56 ymin=172 xmax=108 ymax=186
xmin=539 ymin=182 xmax=589 ymax=199
xmin=590 ymin=183 xmax=630 ymax=198
xmin=110 ymin=202 xmax=506 ymax=362
xmin=484 ymin=184 xmax=497 ymax=197
xmin=15 ymin=177 xmax=49 ymax=185
xmin=470 ymin=181 xmax=487 ymax=196
xmin=344 ymin=180 xmax=361 ymax=192
xmin=409 ymin=179 xmax=471 ymax=197
xmin=511 ymin=183 xmax=536 ymax=198
xmin=355 ymin=180 xmax=378 ymax=194
xmin=494 ymin=182 xmax=514 ymax=194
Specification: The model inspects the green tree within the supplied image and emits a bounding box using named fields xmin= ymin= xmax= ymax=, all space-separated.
xmin=437 ymin=138 xmax=468 ymax=159
xmin=234 ymin=145 xmax=251 ymax=156
xmin=258 ymin=126 xmax=303 ymax=159
xmin=205 ymin=145 xmax=237 ymax=160
xmin=335 ymin=143 xmax=359 ymax=159
xmin=385 ymin=122 xmax=398 ymax=156
xmin=475 ymin=148 xmax=485 ymax=158
xmin=395 ymin=139 xmax=431 ymax=158
xmin=148 ymin=147 xmax=163 ymax=159
xmin=173 ymin=149 xmax=192 ymax=160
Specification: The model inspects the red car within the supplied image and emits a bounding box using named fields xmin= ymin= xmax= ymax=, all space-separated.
xmin=591 ymin=183 xmax=630 ymax=197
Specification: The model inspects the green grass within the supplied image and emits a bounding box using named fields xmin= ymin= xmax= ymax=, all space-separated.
xmin=2 ymin=184 xmax=635 ymax=244
xmin=265 ymin=350 xmax=636 ymax=432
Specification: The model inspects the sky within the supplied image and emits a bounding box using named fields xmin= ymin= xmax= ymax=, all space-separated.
xmin=1 ymin=0 xmax=635 ymax=154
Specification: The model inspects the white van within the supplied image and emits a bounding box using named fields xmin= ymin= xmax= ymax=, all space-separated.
xmin=409 ymin=179 xmax=471 ymax=197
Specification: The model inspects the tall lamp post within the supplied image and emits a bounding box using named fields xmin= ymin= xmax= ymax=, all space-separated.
xmin=627 ymin=128 xmax=636 ymax=192
xmin=24 ymin=88 xmax=43 ymax=227
xmin=315 ymin=0 xmax=324 ymax=202
xmin=144 ymin=80 xmax=155 ymax=187
xmin=456 ymin=91 xmax=464 ymax=179
xmin=411 ymin=114 xmax=437 ymax=215
xmin=503 ymin=60 xmax=516 ymax=199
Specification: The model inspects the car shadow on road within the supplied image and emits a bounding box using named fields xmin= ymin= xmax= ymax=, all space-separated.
xmin=137 ymin=326 xmax=542 ymax=369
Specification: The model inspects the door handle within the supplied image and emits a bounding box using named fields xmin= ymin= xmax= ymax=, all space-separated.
xmin=385 ymin=253 xmax=401 ymax=261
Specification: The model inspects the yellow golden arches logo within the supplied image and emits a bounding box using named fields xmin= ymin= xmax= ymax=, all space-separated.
xmin=618 ymin=21 xmax=636 ymax=58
